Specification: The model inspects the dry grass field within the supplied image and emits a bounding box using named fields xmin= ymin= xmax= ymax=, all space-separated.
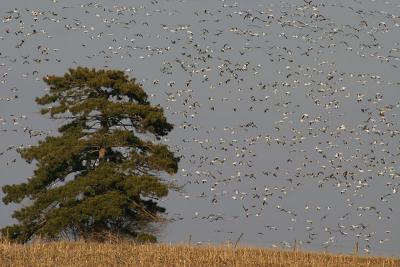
xmin=0 ymin=240 xmax=399 ymax=267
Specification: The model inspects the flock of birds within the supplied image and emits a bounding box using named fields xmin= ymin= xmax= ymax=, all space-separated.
xmin=0 ymin=0 xmax=399 ymax=255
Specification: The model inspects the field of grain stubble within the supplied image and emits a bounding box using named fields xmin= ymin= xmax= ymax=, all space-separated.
xmin=0 ymin=241 xmax=399 ymax=267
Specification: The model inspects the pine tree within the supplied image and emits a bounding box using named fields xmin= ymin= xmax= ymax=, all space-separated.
xmin=1 ymin=67 xmax=179 ymax=243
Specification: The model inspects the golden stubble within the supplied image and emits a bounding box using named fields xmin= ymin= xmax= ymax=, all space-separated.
xmin=0 ymin=240 xmax=398 ymax=267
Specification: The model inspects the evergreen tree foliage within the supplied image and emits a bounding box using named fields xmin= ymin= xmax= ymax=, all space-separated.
xmin=1 ymin=67 xmax=179 ymax=243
